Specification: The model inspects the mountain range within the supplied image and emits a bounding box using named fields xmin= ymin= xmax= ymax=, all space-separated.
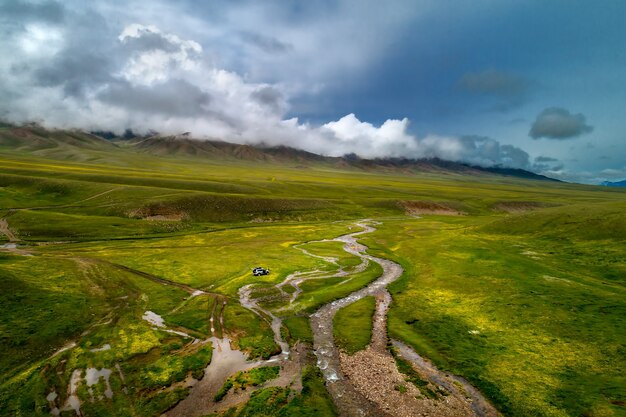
xmin=601 ymin=180 xmax=626 ymax=187
xmin=0 ymin=124 xmax=558 ymax=182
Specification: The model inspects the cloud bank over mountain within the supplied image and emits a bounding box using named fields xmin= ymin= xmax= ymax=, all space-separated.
xmin=0 ymin=7 xmax=531 ymax=169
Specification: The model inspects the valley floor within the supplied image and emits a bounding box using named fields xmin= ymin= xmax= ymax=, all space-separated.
xmin=0 ymin=139 xmax=625 ymax=416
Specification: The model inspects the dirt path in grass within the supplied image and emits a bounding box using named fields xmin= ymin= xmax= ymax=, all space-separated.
xmin=4 ymin=188 xmax=122 ymax=212
xmin=103 ymin=261 xmax=214 ymax=297
xmin=309 ymin=221 xmax=500 ymax=417
xmin=0 ymin=212 xmax=19 ymax=242
xmin=0 ymin=212 xmax=34 ymax=255
xmin=0 ymin=188 xmax=119 ymax=251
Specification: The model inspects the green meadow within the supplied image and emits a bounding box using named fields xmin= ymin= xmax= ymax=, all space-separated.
xmin=333 ymin=296 xmax=376 ymax=354
xmin=0 ymin=127 xmax=625 ymax=416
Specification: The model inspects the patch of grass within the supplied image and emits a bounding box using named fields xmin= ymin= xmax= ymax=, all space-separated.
xmin=134 ymin=387 xmax=189 ymax=417
xmin=215 ymin=366 xmax=280 ymax=402
xmin=282 ymin=316 xmax=313 ymax=345
xmin=210 ymin=366 xmax=336 ymax=417
xmin=214 ymin=379 xmax=234 ymax=402
xmin=298 ymin=241 xmax=362 ymax=270
xmin=268 ymin=366 xmax=337 ymax=417
xmin=481 ymin=201 xmax=626 ymax=241
xmin=236 ymin=387 xmax=290 ymax=417
xmin=294 ymin=262 xmax=383 ymax=313
xmin=0 ymin=253 xmax=209 ymax=416
xmin=166 ymin=295 xmax=210 ymax=335
xmin=7 ymin=209 xmax=192 ymax=242
xmin=333 ymin=296 xmax=376 ymax=354
xmin=44 ymin=222 xmax=351 ymax=295
xmin=394 ymin=384 xmax=407 ymax=394
xmin=140 ymin=345 xmax=212 ymax=388
xmin=0 ymin=255 xmax=113 ymax=378
xmin=222 ymin=304 xmax=279 ymax=359
xmin=237 ymin=366 xmax=280 ymax=387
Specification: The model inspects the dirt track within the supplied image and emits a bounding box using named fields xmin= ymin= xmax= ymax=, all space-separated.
xmin=0 ymin=215 xmax=19 ymax=242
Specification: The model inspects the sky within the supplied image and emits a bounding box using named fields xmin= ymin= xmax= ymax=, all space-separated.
xmin=0 ymin=0 xmax=625 ymax=183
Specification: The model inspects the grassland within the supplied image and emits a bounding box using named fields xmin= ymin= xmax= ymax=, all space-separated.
xmin=1 ymin=126 xmax=625 ymax=416
xmin=362 ymin=209 xmax=626 ymax=417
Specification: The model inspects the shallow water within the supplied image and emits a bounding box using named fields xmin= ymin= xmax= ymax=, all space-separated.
xmin=85 ymin=368 xmax=113 ymax=399
xmin=165 ymin=337 xmax=263 ymax=417
xmin=310 ymin=221 xmax=404 ymax=415
xmin=142 ymin=310 xmax=165 ymax=327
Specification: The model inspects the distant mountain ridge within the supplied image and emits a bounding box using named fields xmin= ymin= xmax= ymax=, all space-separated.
xmin=0 ymin=124 xmax=558 ymax=182
xmin=124 ymin=134 xmax=559 ymax=182
xmin=601 ymin=180 xmax=626 ymax=187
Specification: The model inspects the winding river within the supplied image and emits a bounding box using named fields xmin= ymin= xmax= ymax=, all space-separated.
xmin=309 ymin=221 xmax=499 ymax=417
xmin=310 ymin=221 xmax=403 ymax=416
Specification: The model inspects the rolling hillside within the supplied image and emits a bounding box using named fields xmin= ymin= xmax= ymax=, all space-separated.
xmin=1 ymin=124 xmax=555 ymax=181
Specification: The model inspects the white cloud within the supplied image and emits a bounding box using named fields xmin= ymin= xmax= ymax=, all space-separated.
xmin=19 ymin=23 xmax=64 ymax=56
xmin=600 ymin=167 xmax=626 ymax=178
xmin=118 ymin=24 xmax=202 ymax=84
xmin=321 ymin=114 xmax=419 ymax=158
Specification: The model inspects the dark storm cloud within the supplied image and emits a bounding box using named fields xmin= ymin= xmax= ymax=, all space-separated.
xmin=449 ymin=135 xmax=530 ymax=169
xmin=532 ymin=155 xmax=562 ymax=172
xmin=250 ymin=86 xmax=285 ymax=113
xmin=98 ymin=79 xmax=211 ymax=117
xmin=529 ymin=107 xmax=593 ymax=139
xmin=458 ymin=69 xmax=530 ymax=112
xmin=25 ymin=6 xmax=115 ymax=97
xmin=0 ymin=0 xmax=64 ymax=24
xmin=238 ymin=31 xmax=292 ymax=54
xmin=35 ymin=52 xmax=113 ymax=96
xmin=121 ymin=31 xmax=184 ymax=54
xmin=535 ymin=156 xmax=558 ymax=163
xmin=535 ymin=162 xmax=564 ymax=172
xmin=499 ymin=144 xmax=531 ymax=169
xmin=459 ymin=69 xmax=529 ymax=97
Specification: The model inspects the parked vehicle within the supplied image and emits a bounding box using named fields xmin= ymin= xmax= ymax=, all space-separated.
xmin=252 ymin=267 xmax=270 ymax=276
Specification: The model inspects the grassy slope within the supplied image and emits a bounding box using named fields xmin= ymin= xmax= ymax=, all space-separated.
xmin=0 ymin=133 xmax=625 ymax=416
xmin=362 ymin=207 xmax=626 ymax=417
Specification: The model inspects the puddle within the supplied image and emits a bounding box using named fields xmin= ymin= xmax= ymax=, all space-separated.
xmin=142 ymin=310 xmax=165 ymax=327
xmin=90 ymin=344 xmax=111 ymax=352
xmin=85 ymin=368 xmax=114 ymax=399
xmin=62 ymin=369 xmax=83 ymax=416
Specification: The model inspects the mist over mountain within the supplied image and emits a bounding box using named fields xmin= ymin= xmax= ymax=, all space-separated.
xmin=0 ymin=123 xmax=558 ymax=183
